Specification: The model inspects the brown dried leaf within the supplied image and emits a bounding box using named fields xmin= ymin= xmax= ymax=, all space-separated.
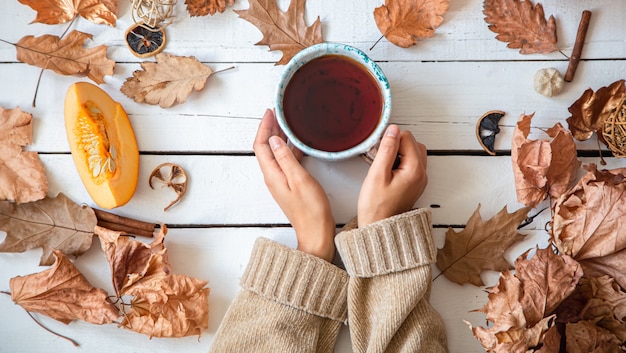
xmin=96 ymin=226 xmax=209 ymax=338
xmin=185 ymin=0 xmax=234 ymax=16
xmin=0 ymin=193 xmax=96 ymax=266
xmin=0 ymin=106 xmax=47 ymax=203
xmin=469 ymin=248 xmax=582 ymax=353
xmin=122 ymin=274 xmax=210 ymax=338
xmin=566 ymin=80 xmax=626 ymax=141
xmin=483 ymin=0 xmax=558 ymax=54
xmin=235 ymin=0 xmax=323 ymax=65
xmin=552 ymin=165 xmax=626 ymax=260
xmin=577 ymin=276 xmax=626 ymax=341
xmin=436 ymin=204 xmax=530 ymax=286
xmin=18 ymin=0 xmax=117 ymax=26
xmin=10 ymin=250 xmax=119 ymax=325
xmin=511 ymin=114 xmax=581 ymax=207
xmin=565 ymin=320 xmax=621 ymax=353
xmin=374 ymin=0 xmax=449 ymax=48
xmin=15 ymin=31 xmax=115 ymax=84
xmin=121 ymin=53 xmax=214 ymax=108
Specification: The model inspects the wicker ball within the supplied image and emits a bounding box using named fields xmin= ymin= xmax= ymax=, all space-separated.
xmin=602 ymin=98 xmax=626 ymax=158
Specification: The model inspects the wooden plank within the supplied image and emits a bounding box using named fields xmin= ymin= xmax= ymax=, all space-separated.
xmin=40 ymin=154 xmax=619 ymax=227
xmin=1 ymin=0 xmax=624 ymax=63
xmin=3 ymin=60 xmax=625 ymax=153
xmin=0 ymin=225 xmax=550 ymax=353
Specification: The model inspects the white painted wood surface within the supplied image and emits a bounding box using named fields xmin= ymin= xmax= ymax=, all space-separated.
xmin=0 ymin=1 xmax=624 ymax=352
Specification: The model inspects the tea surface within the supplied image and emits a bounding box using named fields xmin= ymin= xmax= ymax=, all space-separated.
xmin=283 ymin=55 xmax=383 ymax=152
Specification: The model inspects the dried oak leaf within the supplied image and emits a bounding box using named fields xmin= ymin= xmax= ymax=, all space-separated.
xmin=9 ymin=250 xmax=119 ymax=325
xmin=373 ymin=0 xmax=449 ymax=48
xmin=235 ymin=0 xmax=323 ymax=65
xmin=468 ymin=248 xmax=583 ymax=353
xmin=511 ymin=113 xmax=581 ymax=208
xmin=566 ymin=79 xmax=626 ymax=142
xmin=15 ymin=31 xmax=115 ymax=84
xmin=0 ymin=106 xmax=47 ymax=203
xmin=18 ymin=0 xmax=117 ymax=26
xmin=96 ymin=226 xmax=210 ymax=338
xmin=436 ymin=204 xmax=530 ymax=286
xmin=552 ymin=164 xmax=626 ymax=261
xmin=121 ymin=53 xmax=214 ymax=108
xmin=185 ymin=0 xmax=234 ymax=16
xmin=483 ymin=0 xmax=558 ymax=54
xmin=0 ymin=193 xmax=97 ymax=266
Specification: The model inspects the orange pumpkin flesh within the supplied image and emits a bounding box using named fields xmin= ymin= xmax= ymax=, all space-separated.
xmin=64 ymin=82 xmax=139 ymax=209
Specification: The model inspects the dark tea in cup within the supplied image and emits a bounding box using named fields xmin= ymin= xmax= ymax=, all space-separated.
xmin=282 ymin=55 xmax=383 ymax=152
xmin=276 ymin=43 xmax=391 ymax=161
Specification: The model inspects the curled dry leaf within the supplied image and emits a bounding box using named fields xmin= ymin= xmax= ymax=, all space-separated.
xmin=18 ymin=0 xmax=117 ymax=26
xmin=0 ymin=193 xmax=97 ymax=266
xmin=511 ymin=113 xmax=581 ymax=208
xmin=235 ymin=0 xmax=323 ymax=65
xmin=9 ymin=250 xmax=119 ymax=325
xmin=552 ymin=165 xmax=626 ymax=261
xmin=95 ymin=226 xmax=210 ymax=338
xmin=483 ymin=0 xmax=558 ymax=54
xmin=565 ymin=320 xmax=621 ymax=353
xmin=373 ymin=0 xmax=449 ymax=48
xmin=0 ymin=106 xmax=47 ymax=203
xmin=121 ymin=53 xmax=215 ymax=108
xmin=15 ymin=31 xmax=115 ymax=84
xmin=149 ymin=163 xmax=188 ymax=211
xmin=185 ymin=0 xmax=235 ymax=16
xmin=468 ymin=248 xmax=583 ymax=353
xmin=436 ymin=204 xmax=530 ymax=286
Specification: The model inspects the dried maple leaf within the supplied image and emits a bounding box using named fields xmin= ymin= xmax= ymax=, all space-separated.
xmin=9 ymin=250 xmax=119 ymax=325
xmin=15 ymin=31 xmax=115 ymax=84
xmin=468 ymin=248 xmax=583 ymax=353
xmin=18 ymin=0 xmax=117 ymax=26
xmin=565 ymin=320 xmax=621 ymax=353
xmin=574 ymin=276 xmax=626 ymax=341
xmin=436 ymin=204 xmax=530 ymax=286
xmin=121 ymin=53 xmax=215 ymax=108
xmin=373 ymin=0 xmax=449 ymax=48
xmin=0 ymin=106 xmax=47 ymax=203
xmin=511 ymin=113 xmax=581 ymax=207
xmin=552 ymin=164 xmax=626 ymax=261
xmin=96 ymin=226 xmax=210 ymax=338
xmin=185 ymin=0 xmax=234 ymax=16
xmin=0 ymin=193 xmax=97 ymax=266
xmin=566 ymin=79 xmax=626 ymax=141
xmin=483 ymin=0 xmax=558 ymax=54
xmin=235 ymin=0 xmax=323 ymax=65
xmin=122 ymin=274 xmax=209 ymax=338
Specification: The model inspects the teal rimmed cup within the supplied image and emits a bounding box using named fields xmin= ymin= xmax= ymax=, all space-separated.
xmin=275 ymin=42 xmax=392 ymax=161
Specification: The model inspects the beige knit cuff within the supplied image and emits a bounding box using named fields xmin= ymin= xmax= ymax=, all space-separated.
xmin=335 ymin=208 xmax=437 ymax=278
xmin=240 ymin=237 xmax=348 ymax=322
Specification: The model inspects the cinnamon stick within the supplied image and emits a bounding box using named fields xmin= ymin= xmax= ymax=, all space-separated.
xmin=93 ymin=209 xmax=158 ymax=237
xmin=565 ymin=10 xmax=592 ymax=82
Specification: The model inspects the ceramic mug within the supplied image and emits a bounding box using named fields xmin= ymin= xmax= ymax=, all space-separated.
xmin=275 ymin=42 xmax=392 ymax=161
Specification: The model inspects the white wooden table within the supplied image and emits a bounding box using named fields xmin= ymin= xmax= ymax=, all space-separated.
xmin=1 ymin=1 xmax=625 ymax=352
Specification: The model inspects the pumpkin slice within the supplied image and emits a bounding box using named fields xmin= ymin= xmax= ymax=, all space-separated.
xmin=64 ymin=82 xmax=139 ymax=209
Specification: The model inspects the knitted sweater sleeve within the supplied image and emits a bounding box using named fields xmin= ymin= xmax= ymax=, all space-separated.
xmin=335 ymin=208 xmax=449 ymax=353
xmin=209 ymin=237 xmax=349 ymax=353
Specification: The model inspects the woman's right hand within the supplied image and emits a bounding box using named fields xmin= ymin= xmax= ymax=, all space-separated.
xmin=357 ymin=125 xmax=428 ymax=228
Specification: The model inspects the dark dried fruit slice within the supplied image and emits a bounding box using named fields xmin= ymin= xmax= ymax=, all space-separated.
xmin=476 ymin=110 xmax=505 ymax=155
xmin=125 ymin=23 xmax=166 ymax=58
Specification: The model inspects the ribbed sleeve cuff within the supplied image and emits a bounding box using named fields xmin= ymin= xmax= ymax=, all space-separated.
xmin=335 ymin=208 xmax=437 ymax=278
xmin=240 ymin=238 xmax=348 ymax=322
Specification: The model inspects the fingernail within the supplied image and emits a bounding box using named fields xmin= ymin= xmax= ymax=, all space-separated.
xmin=386 ymin=125 xmax=399 ymax=137
xmin=269 ymin=136 xmax=284 ymax=150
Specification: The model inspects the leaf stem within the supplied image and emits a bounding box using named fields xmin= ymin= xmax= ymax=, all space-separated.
xmin=370 ymin=35 xmax=384 ymax=51
xmin=213 ymin=66 xmax=236 ymax=75
xmin=1 ymin=290 xmax=10 ymax=295
xmin=25 ymin=311 xmax=80 ymax=347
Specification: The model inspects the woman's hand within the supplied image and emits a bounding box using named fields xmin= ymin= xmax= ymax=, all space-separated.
xmin=253 ymin=109 xmax=336 ymax=262
xmin=357 ymin=125 xmax=428 ymax=227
